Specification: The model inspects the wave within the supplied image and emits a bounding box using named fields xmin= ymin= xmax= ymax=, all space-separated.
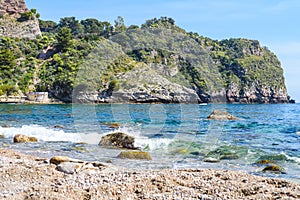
xmin=0 ymin=125 xmax=174 ymax=150
xmin=0 ymin=125 xmax=81 ymax=143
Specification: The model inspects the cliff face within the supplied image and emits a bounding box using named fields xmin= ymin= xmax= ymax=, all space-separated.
xmin=0 ymin=0 xmax=28 ymax=17
xmin=0 ymin=0 xmax=41 ymax=38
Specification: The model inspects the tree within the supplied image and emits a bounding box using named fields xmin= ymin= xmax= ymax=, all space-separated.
xmin=56 ymin=27 xmax=72 ymax=50
xmin=59 ymin=17 xmax=84 ymax=36
xmin=114 ymin=16 xmax=126 ymax=33
xmin=39 ymin=19 xmax=57 ymax=32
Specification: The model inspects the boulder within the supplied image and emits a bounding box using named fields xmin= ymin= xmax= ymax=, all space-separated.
xmin=13 ymin=134 xmax=38 ymax=143
xmin=99 ymin=132 xmax=137 ymax=149
xmin=57 ymin=162 xmax=83 ymax=174
xmin=117 ymin=151 xmax=152 ymax=160
xmin=49 ymin=156 xmax=84 ymax=165
xmin=262 ymin=165 xmax=286 ymax=174
xmin=207 ymin=110 xmax=238 ymax=120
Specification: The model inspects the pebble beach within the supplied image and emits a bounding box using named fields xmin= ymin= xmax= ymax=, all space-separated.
xmin=0 ymin=148 xmax=299 ymax=200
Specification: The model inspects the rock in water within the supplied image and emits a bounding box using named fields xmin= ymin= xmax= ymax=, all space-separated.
xmin=262 ymin=165 xmax=286 ymax=174
xmin=117 ymin=151 xmax=152 ymax=160
xmin=99 ymin=132 xmax=137 ymax=149
xmin=0 ymin=134 xmax=4 ymax=139
xmin=13 ymin=134 xmax=38 ymax=143
xmin=207 ymin=110 xmax=238 ymax=120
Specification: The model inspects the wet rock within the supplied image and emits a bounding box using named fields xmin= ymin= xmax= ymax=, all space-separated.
xmin=53 ymin=124 xmax=64 ymax=129
xmin=0 ymin=134 xmax=4 ymax=139
xmin=99 ymin=132 xmax=138 ymax=149
xmin=117 ymin=151 xmax=152 ymax=160
xmin=102 ymin=123 xmax=122 ymax=129
xmin=207 ymin=110 xmax=238 ymax=120
xmin=262 ymin=165 xmax=286 ymax=174
xmin=49 ymin=156 xmax=84 ymax=165
xmin=1 ymin=124 xmax=9 ymax=128
xmin=203 ymin=157 xmax=220 ymax=163
xmin=255 ymin=160 xmax=274 ymax=165
xmin=13 ymin=134 xmax=38 ymax=143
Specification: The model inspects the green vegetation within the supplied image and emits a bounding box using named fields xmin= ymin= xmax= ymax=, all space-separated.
xmin=0 ymin=15 xmax=288 ymax=103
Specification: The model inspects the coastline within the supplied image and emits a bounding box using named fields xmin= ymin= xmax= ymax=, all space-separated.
xmin=0 ymin=148 xmax=299 ymax=199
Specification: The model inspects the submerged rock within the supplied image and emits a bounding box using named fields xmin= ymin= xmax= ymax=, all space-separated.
xmin=13 ymin=134 xmax=38 ymax=143
xmin=54 ymin=124 xmax=64 ymax=129
xmin=102 ymin=123 xmax=122 ymax=129
xmin=99 ymin=132 xmax=138 ymax=149
xmin=203 ymin=157 xmax=220 ymax=163
xmin=207 ymin=110 xmax=238 ymax=120
xmin=255 ymin=160 xmax=275 ymax=165
xmin=117 ymin=151 xmax=152 ymax=160
xmin=262 ymin=165 xmax=286 ymax=174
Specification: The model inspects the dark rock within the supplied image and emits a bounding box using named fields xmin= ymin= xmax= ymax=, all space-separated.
xmin=255 ymin=160 xmax=274 ymax=165
xmin=117 ymin=151 xmax=152 ymax=160
xmin=13 ymin=134 xmax=38 ymax=143
xmin=207 ymin=110 xmax=238 ymax=120
xmin=1 ymin=124 xmax=9 ymax=128
xmin=54 ymin=124 xmax=64 ymax=129
xmin=99 ymin=132 xmax=138 ymax=149
xmin=262 ymin=165 xmax=286 ymax=174
xmin=0 ymin=134 xmax=4 ymax=139
xmin=203 ymin=157 xmax=220 ymax=163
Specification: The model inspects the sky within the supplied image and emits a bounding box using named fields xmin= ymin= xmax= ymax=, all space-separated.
xmin=26 ymin=0 xmax=300 ymax=101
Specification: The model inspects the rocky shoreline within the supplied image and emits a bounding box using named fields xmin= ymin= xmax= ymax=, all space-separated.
xmin=0 ymin=148 xmax=299 ymax=199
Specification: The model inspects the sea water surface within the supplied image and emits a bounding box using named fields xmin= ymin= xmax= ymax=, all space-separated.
xmin=0 ymin=103 xmax=299 ymax=183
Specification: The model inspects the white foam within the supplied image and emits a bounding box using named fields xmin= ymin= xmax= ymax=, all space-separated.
xmin=0 ymin=125 xmax=81 ymax=143
xmin=281 ymin=152 xmax=300 ymax=163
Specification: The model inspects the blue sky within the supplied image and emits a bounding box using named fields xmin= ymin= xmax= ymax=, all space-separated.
xmin=26 ymin=0 xmax=300 ymax=101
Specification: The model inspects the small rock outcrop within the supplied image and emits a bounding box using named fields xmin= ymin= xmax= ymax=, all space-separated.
xmin=13 ymin=134 xmax=38 ymax=143
xmin=99 ymin=132 xmax=138 ymax=149
xmin=117 ymin=151 xmax=152 ymax=160
xmin=0 ymin=0 xmax=41 ymax=38
xmin=207 ymin=110 xmax=238 ymax=120
xmin=0 ymin=0 xmax=27 ymax=17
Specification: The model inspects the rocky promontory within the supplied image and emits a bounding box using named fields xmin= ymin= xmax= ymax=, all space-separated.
xmin=0 ymin=0 xmax=41 ymax=38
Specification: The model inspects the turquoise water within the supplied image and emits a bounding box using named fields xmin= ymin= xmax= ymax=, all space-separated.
xmin=0 ymin=103 xmax=299 ymax=182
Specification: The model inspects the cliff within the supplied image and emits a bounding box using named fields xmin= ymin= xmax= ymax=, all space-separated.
xmin=0 ymin=0 xmax=27 ymax=17
xmin=0 ymin=16 xmax=292 ymax=104
xmin=0 ymin=0 xmax=41 ymax=38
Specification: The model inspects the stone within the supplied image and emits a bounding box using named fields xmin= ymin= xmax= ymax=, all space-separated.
xmin=99 ymin=132 xmax=137 ymax=149
xmin=102 ymin=123 xmax=122 ymax=129
xmin=49 ymin=156 xmax=84 ymax=165
xmin=54 ymin=124 xmax=64 ymax=129
xmin=1 ymin=124 xmax=9 ymax=128
xmin=203 ymin=157 xmax=220 ymax=163
xmin=13 ymin=134 xmax=38 ymax=143
xmin=56 ymin=162 xmax=83 ymax=174
xmin=262 ymin=165 xmax=286 ymax=174
xmin=255 ymin=160 xmax=274 ymax=165
xmin=207 ymin=110 xmax=238 ymax=120
xmin=0 ymin=134 xmax=4 ymax=139
xmin=117 ymin=151 xmax=152 ymax=160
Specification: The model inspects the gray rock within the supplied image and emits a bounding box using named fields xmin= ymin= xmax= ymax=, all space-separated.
xmin=99 ymin=132 xmax=138 ymax=149
xmin=57 ymin=162 xmax=83 ymax=174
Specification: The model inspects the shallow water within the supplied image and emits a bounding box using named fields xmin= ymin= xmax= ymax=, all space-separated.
xmin=0 ymin=103 xmax=299 ymax=182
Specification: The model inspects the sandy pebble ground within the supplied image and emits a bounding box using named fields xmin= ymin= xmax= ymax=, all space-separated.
xmin=0 ymin=148 xmax=299 ymax=200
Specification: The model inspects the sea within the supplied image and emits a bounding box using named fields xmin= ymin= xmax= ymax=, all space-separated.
xmin=0 ymin=103 xmax=299 ymax=183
